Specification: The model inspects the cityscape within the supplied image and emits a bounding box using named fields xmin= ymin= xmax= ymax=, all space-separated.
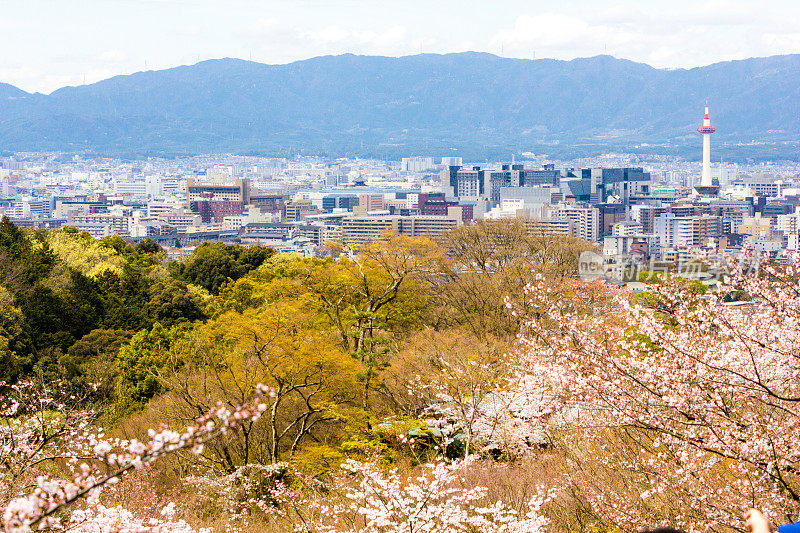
xmin=3 ymin=104 xmax=800 ymax=281
xmin=2 ymin=1 xmax=800 ymax=532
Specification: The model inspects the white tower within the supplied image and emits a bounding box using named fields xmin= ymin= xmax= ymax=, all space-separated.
xmin=698 ymin=104 xmax=716 ymax=186
xmin=695 ymin=104 xmax=718 ymax=196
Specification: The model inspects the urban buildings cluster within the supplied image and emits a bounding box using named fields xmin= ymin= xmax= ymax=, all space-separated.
xmin=2 ymin=108 xmax=800 ymax=269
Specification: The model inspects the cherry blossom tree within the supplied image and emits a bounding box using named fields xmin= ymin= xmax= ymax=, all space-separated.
xmin=0 ymin=381 xmax=272 ymax=533
xmin=0 ymin=381 xmax=100 ymax=501
xmin=266 ymin=457 xmax=553 ymax=533
xmin=516 ymin=258 xmax=800 ymax=531
xmin=68 ymin=502 xmax=209 ymax=533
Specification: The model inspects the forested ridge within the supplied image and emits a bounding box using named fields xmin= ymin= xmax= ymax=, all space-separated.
xmin=1 ymin=216 xmax=799 ymax=533
xmin=0 ymin=214 xmax=590 ymax=429
xmin=0 ymin=217 xmax=273 ymax=388
xmin=2 ymin=53 xmax=800 ymax=160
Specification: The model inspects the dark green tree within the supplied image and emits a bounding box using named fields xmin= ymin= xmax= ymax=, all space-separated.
xmin=147 ymin=279 xmax=207 ymax=326
xmin=116 ymin=323 xmax=182 ymax=411
xmin=59 ymin=328 xmax=134 ymax=402
xmin=180 ymin=243 xmax=274 ymax=294
xmin=134 ymin=238 xmax=160 ymax=255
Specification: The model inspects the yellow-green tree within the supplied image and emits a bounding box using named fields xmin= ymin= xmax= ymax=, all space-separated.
xmin=308 ymin=234 xmax=440 ymax=411
xmin=212 ymin=235 xmax=440 ymax=414
xmin=46 ymin=229 xmax=126 ymax=278
xmin=165 ymin=300 xmax=363 ymax=468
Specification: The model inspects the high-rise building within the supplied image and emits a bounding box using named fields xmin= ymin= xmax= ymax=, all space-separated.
xmin=455 ymin=168 xmax=481 ymax=198
xmin=581 ymin=168 xmax=651 ymax=204
xmin=777 ymin=208 xmax=800 ymax=236
xmin=113 ymin=177 xmax=147 ymax=198
xmin=654 ymin=213 xmax=722 ymax=248
xmin=358 ymin=194 xmax=386 ymax=212
xmin=401 ymin=157 xmax=435 ymax=172
xmin=597 ymin=204 xmax=627 ymax=237
xmin=284 ymin=199 xmax=320 ymax=222
xmin=545 ymin=203 xmax=600 ymax=243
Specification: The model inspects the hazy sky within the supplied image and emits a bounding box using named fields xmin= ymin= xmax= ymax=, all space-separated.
xmin=3 ymin=0 xmax=800 ymax=93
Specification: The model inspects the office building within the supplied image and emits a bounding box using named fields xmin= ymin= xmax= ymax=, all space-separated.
xmin=187 ymin=177 xmax=250 ymax=203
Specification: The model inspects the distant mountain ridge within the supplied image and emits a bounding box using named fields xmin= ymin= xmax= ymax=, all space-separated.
xmin=0 ymin=83 xmax=28 ymax=99
xmin=1 ymin=52 xmax=799 ymax=159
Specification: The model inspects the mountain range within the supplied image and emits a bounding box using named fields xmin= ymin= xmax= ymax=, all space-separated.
xmin=1 ymin=52 xmax=799 ymax=160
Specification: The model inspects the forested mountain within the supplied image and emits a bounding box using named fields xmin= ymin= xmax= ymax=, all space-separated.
xmin=0 ymin=218 xmax=272 ymax=391
xmin=1 ymin=53 xmax=799 ymax=159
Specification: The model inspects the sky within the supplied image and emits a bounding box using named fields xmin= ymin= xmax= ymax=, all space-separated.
xmin=3 ymin=0 xmax=800 ymax=93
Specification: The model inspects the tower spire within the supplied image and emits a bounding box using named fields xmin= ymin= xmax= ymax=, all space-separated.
xmin=695 ymin=103 xmax=718 ymax=196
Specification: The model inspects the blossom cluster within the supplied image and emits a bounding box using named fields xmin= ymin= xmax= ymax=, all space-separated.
xmin=263 ymin=457 xmax=553 ymax=533
xmin=68 ymin=503 xmax=208 ymax=533
xmin=515 ymin=257 xmax=800 ymax=530
xmin=0 ymin=384 xmax=272 ymax=533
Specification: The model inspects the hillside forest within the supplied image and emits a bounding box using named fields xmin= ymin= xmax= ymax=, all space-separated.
xmin=1 ymin=215 xmax=799 ymax=533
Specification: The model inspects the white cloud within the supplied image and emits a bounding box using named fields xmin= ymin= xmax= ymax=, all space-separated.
xmin=491 ymin=14 xmax=590 ymax=49
xmin=98 ymin=50 xmax=128 ymax=63
xmin=300 ymin=25 xmax=408 ymax=51
xmin=490 ymin=13 xmax=635 ymax=59
xmin=2 ymin=0 xmax=800 ymax=92
xmin=489 ymin=4 xmax=800 ymax=68
xmin=302 ymin=25 xmax=352 ymax=43
xmin=762 ymin=32 xmax=800 ymax=52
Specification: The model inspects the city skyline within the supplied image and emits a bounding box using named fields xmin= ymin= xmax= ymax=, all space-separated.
xmin=3 ymin=0 xmax=800 ymax=93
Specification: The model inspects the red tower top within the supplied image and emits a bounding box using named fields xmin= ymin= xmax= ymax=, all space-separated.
xmin=697 ymin=104 xmax=716 ymax=134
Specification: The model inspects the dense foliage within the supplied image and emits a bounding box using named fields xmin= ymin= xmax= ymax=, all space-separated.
xmin=15 ymin=217 xmax=799 ymax=532
xmin=0 ymin=217 xmax=206 ymax=384
xmin=168 ymin=242 xmax=274 ymax=294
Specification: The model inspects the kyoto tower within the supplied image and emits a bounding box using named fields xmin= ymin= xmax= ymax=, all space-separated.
xmin=694 ymin=103 xmax=719 ymax=196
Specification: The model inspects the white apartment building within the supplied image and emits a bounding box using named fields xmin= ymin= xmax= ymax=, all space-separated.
xmin=787 ymin=234 xmax=800 ymax=251
xmin=145 ymin=175 xmax=163 ymax=199
xmin=545 ymin=203 xmax=600 ymax=243
xmin=147 ymin=199 xmax=187 ymax=218
xmin=164 ymin=177 xmax=185 ymax=196
xmin=523 ymin=218 xmax=573 ymax=236
xmin=776 ymin=209 xmax=800 ymax=236
xmin=70 ymin=214 xmax=130 ymax=236
xmin=401 ymin=157 xmax=435 ymax=173
xmin=113 ymin=177 xmax=147 ymax=198
xmin=158 ymin=214 xmax=202 ymax=231
xmin=654 ymin=213 xmax=696 ymax=248
xmin=611 ymin=221 xmax=643 ymax=236
xmin=440 ymin=157 xmax=463 ymax=167
xmin=603 ymin=234 xmax=660 ymax=259
xmin=654 ymin=213 xmax=723 ymax=249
